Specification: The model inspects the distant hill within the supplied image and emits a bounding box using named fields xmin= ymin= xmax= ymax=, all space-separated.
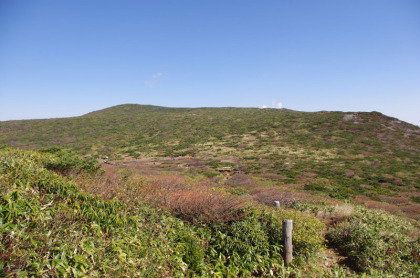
xmin=1 ymin=104 xmax=419 ymax=157
xmin=1 ymin=104 xmax=419 ymax=217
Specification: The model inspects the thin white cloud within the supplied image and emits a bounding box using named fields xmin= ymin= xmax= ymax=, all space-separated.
xmin=260 ymin=100 xmax=283 ymax=109
xmin=270 ymin=99 xmax=284 ymax=109
xmin=145 ymin=72 xmax=167 ymax=88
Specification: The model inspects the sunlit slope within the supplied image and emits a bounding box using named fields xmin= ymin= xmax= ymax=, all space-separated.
xmin=1 ymin=104 xmax=419 ymax=205
xmin=1 ymin=104 xmax=419 ymax=157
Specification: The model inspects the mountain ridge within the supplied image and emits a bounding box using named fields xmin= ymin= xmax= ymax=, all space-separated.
xmin=1 ymin=104 xmax=419 ymax=153
xmin=1 ymin=103 xmax=419 ymax=219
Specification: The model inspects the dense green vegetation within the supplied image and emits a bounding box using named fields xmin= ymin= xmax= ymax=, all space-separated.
xmin=1 ymin=148 xmax=327 ymax=277
xmin=2 ymin=105 xmax=419 ymax=160
xmin=2 ymin=148 xmax=418 ymax=277
xmin=329 ymin=208 xmax=419 ymax=276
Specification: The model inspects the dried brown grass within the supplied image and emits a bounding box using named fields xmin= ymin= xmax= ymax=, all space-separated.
xmin=74 ymin=169 xmax=122 ymax=200
xmin=331 ymin=203 xmax=355 ymax=222
xmin=158 ymin=189 xmax=244 ymax=224
xmin=400 ymin=204 xmax=420 ymax=221
xmin=76 ymin=169 xmax=245 ymax=224
xmin=352 ymin=195 xmax=403 ymax=216
xmin=137 ymin=174 xmax=245 ymax=224
xmin=250 ymin=187 xmax=295 ymax=207
xmin=224 ymin=174 xmax=257 ymax=188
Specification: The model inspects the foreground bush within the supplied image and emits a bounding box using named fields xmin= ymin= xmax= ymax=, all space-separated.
xmin=328 ymin=208 xmax=420 ymax=277
xmin=81 ymin=171 xmax=326 ymax=275
xmin=207 ymin=206 xmax=325 ymax=276
xmin=6 ymin=147 xmax=417 ymax=276
xmin=0 ymin=148 xmax=205 ymax=277
xmin=1 ymin=148 xmax=328 ymax=277
xmin=39 ymin=146 xmax=99 ymax=174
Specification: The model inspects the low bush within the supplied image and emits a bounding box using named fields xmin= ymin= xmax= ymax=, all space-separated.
xmin=162 ymin=189 xmax=245 ymax=224
xmin=304 ymin=182 xmax=328 ymax=192
xmin=0 ymin=148 xmax=204 ymax=276
xmin=328 ymin=208 xmax=420 ymax=276
xmin=412 ymin=196 xmax=420 ymax=204
xmin=206 ymin=205 xmax=325 ymax=276
xmin=39 ymin=147 xmax=99 ymax=174
xmin=227 ymin=187 xmax=249 ymax=196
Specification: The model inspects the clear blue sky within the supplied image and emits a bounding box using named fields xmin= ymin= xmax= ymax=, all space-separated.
xmin=1 ymin=0 xmax=419 ymax=125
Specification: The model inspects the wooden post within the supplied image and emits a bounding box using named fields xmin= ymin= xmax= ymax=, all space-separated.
xmin=274 ymin=201 xmax=280 ymax=210
xmin=282 ymin=219 xmax=293 ymax=265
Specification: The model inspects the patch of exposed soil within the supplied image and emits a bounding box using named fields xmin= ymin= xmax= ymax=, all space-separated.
xmin=322 ymin=244 xmax=359 ymax=274
xmin=323 ymin=247 xmax=349 ymax=269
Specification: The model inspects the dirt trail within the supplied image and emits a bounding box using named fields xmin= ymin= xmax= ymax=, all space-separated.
xmin=323 ymin=246 xmax=349 ymax=269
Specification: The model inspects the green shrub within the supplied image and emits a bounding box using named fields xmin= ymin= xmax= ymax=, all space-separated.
xmin=206 ymin=159 xmax=220 ymax=168
xmin=39 ymin=147 xmax=99 ymax=174
xmin=173 ymin=230 xmax=206 ymax=274
xmin=205 ymin=205 xmax=325 ymax=276
xmin=328 ymin=208 xmax=420 ymax=276
xmin=255 ymin=206 xmax=325 ymax=260
xmin=201 ymin=171 xmax=219 ymax=178
xmin=230 ymin=216 xmax=270 ymax=255
xmin=227 ymin=187 xmax=249 ymax=196
xmin=0 ymin=148 xmax=201 ymax=277
xmin=304 ymin=183 xmax=328 ymax=192
xmin=411 ymin=196 xmax=420 ymax=204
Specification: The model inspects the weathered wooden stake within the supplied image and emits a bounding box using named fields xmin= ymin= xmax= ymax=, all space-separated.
xmin=274 ymin=201 xmax=280 ymax=210
xmin=282 ymin=219 xmax=293 ymax=265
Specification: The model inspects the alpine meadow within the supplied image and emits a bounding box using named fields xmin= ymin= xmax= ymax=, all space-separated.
xmin=1 ymin=104 xmax=419 ymax=277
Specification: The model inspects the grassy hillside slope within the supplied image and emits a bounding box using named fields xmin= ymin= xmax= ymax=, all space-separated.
xmin=1 ymin=105 xmax=419 ymax=157
xmin=1 ymin=147 xmax=328 ymax=277
xmin=2 ymin=147 xmax=419 ymax=277
xmin=1 ymin=104 xmax=419 ymax=220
